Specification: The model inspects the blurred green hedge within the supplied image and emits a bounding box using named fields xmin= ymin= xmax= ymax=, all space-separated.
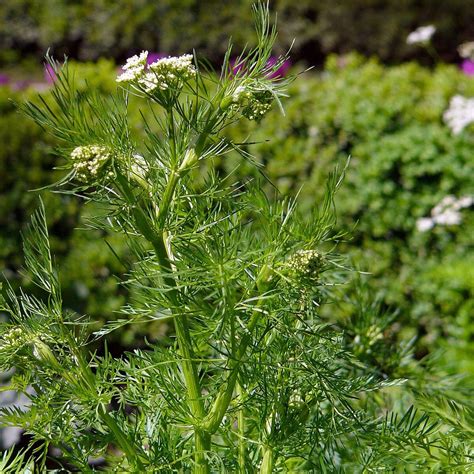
xmin=226 ymin=54 xmax=474 ymax=372
xmin=1 ymin=0 xmax=474 ymax=68
xmin=1 ymin=55 xmax=473 ymax=370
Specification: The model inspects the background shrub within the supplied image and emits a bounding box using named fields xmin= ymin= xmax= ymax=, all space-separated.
xmin=1 ymin=0 xmax=474 ymax=68
xmin=225 ymin=54 xmax=474 ymax=371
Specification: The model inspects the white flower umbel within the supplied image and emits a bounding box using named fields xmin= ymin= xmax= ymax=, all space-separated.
xmin=117 ymin=51 xmax=148 ymax=83
xmin=443 ymin=95 xmax=474 ymax=134
xmin=416 ymin=194 xmax=473 ymax=232
xmin=416 ymin=217 xmax=435 ymax=232
xmin=143 ymin=54 xmax=196 ymax=92
xmin=70 ymin=145 xmax=113 ymax=182
xmin=458 ymin=42 xmax=474 ymax=61
xmin=406 ymin=25 xmax=436 ymax=45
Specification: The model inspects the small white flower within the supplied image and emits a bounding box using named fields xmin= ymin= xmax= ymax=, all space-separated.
xmin=433 ymin=210 xmax=462 ymax=226
xmin=144 ymin=54 xmax=196 ymax=92
xmin=117 ymin=51 xmax=148 ymax=83
xmin=117 ymin=68 xmax=143 ymax=83
xmin=443 ymin=95 xmax=474 ymax=134
xmin=458 ymin=41 xmax=474 ymax=60
xmin=416 ymin=217 xmax=435 ymax=232
xmin=418 ymin=194 xmax=472 ymax=232
xmin=123 ymin=51 xmax=148 ymax=71
xmin=406 ymin=25 xmax=436 ymax=45
xmin=139 ymin=71 xmax=168 ymax=92
xmin=432 ymin=195 xmax=456 ymax=217
xmin=456 ymin=196 xmax=474 ymax=209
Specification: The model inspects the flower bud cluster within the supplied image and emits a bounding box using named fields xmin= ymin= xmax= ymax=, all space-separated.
xmin=232 ymin=86 xmax=273 ymax=121
xmin=70 ymin=145 xmax=113 ymax=182
xmin=416 ymin=194 xmax=473 ymax=232
xmin=2 ymin=327 xmax=27 ymax=350
xmin=443 ymin=95 xmax=474 ymax=134
xmin=353 ymin=325 xmax=384 ymax=355
xmin=286 ymin=249 xmax=323 ymax=283
xmin=117 ymin=51 xmax=196 ymax=93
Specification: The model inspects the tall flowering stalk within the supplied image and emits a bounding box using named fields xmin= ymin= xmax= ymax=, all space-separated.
xmin=1 ymin=4 xmax=472 ymax=473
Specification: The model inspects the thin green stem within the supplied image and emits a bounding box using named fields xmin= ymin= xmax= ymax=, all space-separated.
xmin=237 ymin=381 xmax=247 ymax=473
xmin=260 ymin=446 xmax=274 ymax=474
xmin=202 ymin=262 xmax=276 ymax=433
xmin=202 ymin=307 xmax=261 ymax=433
xmin=98 ymin=405 xmax=142 ymax=467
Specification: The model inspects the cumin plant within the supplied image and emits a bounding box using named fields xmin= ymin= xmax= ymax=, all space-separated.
xmin=1 ymin=3 xmax=473 ymax=473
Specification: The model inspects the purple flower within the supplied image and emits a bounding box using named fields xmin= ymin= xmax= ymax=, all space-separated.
xmin=230 ymin=56 xmax=291 ymax=78
xmin=12 ymin=80 xmax=33 ymax=91
xmin=0 ymin=73 xmax=10 ymax=86
xmin=461 ymin=59 xmax=474 ymax=76
xmin=265 ymin=56 xmax=291 ymax=78
xmin=146 ymin=52 xmax=167 ymax=66
xmin=44 ymin=63 xmax=57 ymax=84
xmin=230 ymin=58 xmax=245 ymax=75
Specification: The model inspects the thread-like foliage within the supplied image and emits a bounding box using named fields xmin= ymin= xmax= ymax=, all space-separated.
xmin=1 ymin=3 xmax=473 ymax=472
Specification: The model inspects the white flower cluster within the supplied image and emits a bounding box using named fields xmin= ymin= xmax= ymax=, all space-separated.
xmin=232 ymin=86 xmax=273 ymax=121
xmin=416 ymin=195 xmax=473 ymax=232
xmin=443 ymin=95 xmax=474 ymax=134
xmin=145 ymin=54 xmax=196 ymax=92
xmin=70 ymin=145 xmax=113 ymax=182
xmin=117 ymin=51 xmax=196 ymax=93
xmin=116 ymin=51 xmax=148 ymax=83
xmin=287 ymin=249 xmax=323 ymax=281
xmin=458 ymin=41 xmax=474 ymax=61
xmin=406 ymin=25 xmax=436 ymax=45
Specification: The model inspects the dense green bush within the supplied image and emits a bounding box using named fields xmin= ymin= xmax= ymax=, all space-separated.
xmin=225 ymin=54 xmax=474 ymax=372
xmin=2 ymin=0 xmax=474 ymax=68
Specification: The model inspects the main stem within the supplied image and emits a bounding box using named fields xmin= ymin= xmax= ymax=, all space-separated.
xmin=203 ymin=264 xmax=274 ymax=434
xmin=120 ymin=107 xmax=232 ymax=470
xmin=117 ymin=167 xmax=210 ymax=472
xmin=260 ymin=446 xmax=274 ymax=474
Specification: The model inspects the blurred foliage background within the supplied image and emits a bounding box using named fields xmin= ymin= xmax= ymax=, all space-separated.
xmin=0 ymin=1 xmax=473 ymax=373
xmin=1 ymin=0 xmax=474 ymax=69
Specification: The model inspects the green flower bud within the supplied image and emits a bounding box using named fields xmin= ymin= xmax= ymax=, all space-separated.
xmin=178 ymin=148 xmax=199 ymax=173
xmin=287 ymin=249 xmax=324 ymax=283
xmin=33 ymin=339 xmax=62 ymax=371
xmin=70 ymin=145 xmax=114 ymax=183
